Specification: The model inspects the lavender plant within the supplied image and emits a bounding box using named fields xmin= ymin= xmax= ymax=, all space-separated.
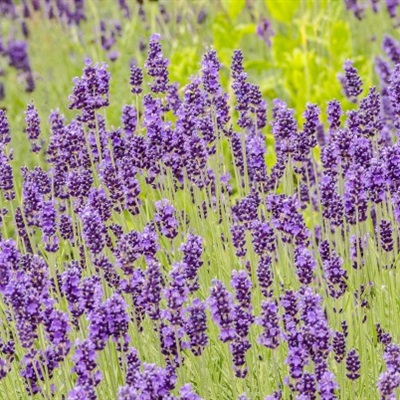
xmin=1 ymin=31 xmax=400 ymax=400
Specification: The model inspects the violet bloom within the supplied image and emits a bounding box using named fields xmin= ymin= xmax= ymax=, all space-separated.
xmin=380 ymin=219 xmax=394 ymax=252
xmin=201 ymin=49 xmax=221 ymax=95
xmin=180 ymin=234 xmax=203 ymax=292
xmin=185 ymin=298 xmax=208 ymax=356
xmin=8 ymin=40 xmax=30 ymax=72
xmin=119 ymin=363 xmax=175 ymax=399
xmin=257 ymin=17 xmax=274 ymax=46
xmin=0 ymin=151 xmax=15 ymax=201
xmin=209 ymin=279 xmax=236 ymax=342
xmin=0 ymin=109 xmax=11 ymax=146
xmin=294 ymin=245 xmax=316 ymax=285
xmin=246 ymin=133 xmax=267 ymax=183
xmin=339 ymin=60 xmax=363 ymax=102
xmin=230 ymin=270 xmax=253 ymax=378
xmin=154 ymin=199 xmax=179 ymax=240
xmin=141 ymin=259 xmax=163 ymax=320
xmin=180 ymin=383 xmax=202 ymax=400
xmin=25 ymin=101 xmax=41 ymax=153
xmin=296 ymin=373 xmax=317 ymax=399
xmin=383 ymin=35 xmax=400 ymax=64
xmin=89 ymin=293 xmax=129 ymax=350
xmin=71 ymin=339 xmax=102 ymax=399
xmin=388 ymin=64 xmax=400 ymax=129
xmin=327 ymin=99 xmax=342 ymax=134
xmin=266 ymin=194 xmax=309 ymax=245
xmin=69 ymin=59 xmax=110 ymax=123
xmin=272 ymin=103 xmax=298 ymax=154
xmin=257 ymin=255 xmax=273 ymax=298
xmin=39 ymin=200 xmax=59 ymax=252
xmin=366 ymin=158 xmax=387 ymax=204
xmin=130 ymin=65 xmax=143 ymax=95
xmin=346 ymin=349 xmax=361 ymax=380
xmin=322 ymin=249 xmax=348 ymax=298
xmin=163 ymin=262 xmax=189 ymax=326
xmin=145 ymin=33 xmax=169 ymax=94
xmin=295 ymin=103 xmax=319 ymax=162
xmin=386 ymin=0 xmax=400 ymax=18
xmin=257 ymin=300 xmax=281 ymax=349
xmin=80 ymin=204 xmax=106 ymax=255
xmin=251 ymin=220 xmax=276 ymax=255
xmin=231 ymin=224 xmax=246 ymax=257
xmin=344 ymin=164 xmax=368 ymax=225
xmin=317 ymin=371 xmax=338 ymax=399
xmin=333 ymin=331 xmax=346 ymax=363
xmin=121 ymin=105 xmax=137 ymax=138
xmin=232 ymin=191 xmax=260 ymax=226
xmin=358 ymin=86 xmax=383 ymax=138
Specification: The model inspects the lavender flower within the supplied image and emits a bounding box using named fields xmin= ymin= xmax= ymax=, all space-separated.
xmin=346 ymin=349 xmax=361 ymax=380
xmin=130 ymin=65 xmax=143 ymax=95
xmin=80 ymin=205 xmax=106 ymax=255
xmin=209 ymin=279 xmax=236 ymax=342
xmin=145 ymin=33 xmax=169 ymax=94
xmin=257 ymin=300 xmax=281 ymax=349
xmin=154 ymin=199 xmax=178 ymax=240
xmin=294 ymin=245 xmax=316 ymax=285
xmin=380 ymin=219 xmax=394 ymax=252
xmin=185 ymin=299 xmax=208 ymax=356
xmin=339 ymin=60 xmax=363 ymax=102
xmin=257 ymin=17 xmax=274 ymax=46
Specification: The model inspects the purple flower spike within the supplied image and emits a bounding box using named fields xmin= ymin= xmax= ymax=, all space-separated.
xmin=380 ymin=219 xmax=394 ymax=252
xmin=339 ymin=60 xmax=363 ymax=102
xmin=201 ymin=49 xmax=221 ymax=95
xmin=180 ymin=234 xmax=204 ymax=292
xmin=257 ymin=17 xmax=274 ymax=47
xmin=130 ymin=65 xmax=143 ymax=95
xmin=383 ymin=35 xmax=400 ymax=64
xmin=389 ymin=64 xmax=400 ymax=129
xmin=145 ymin=33 xmax=169 ymax=94
xmin=333 ymin=331 xmax=346 ymax=363
xmin=69 ymin=59 xmax=110 ymax=123
xmin=327 ymin=100 xmax=342 ymax=133
xmin=294 ymin=245 xmax=316 ymax=285
xmin=346 ymin=349 xmax=361 ymax=380
xmin=251 ymin=220 xmax=276 ymax=255
xmin=80 ymin=205 xmax=106 ymax=255
xmin=185 ymin=298 xmax=208 ymax=356
xmin=154 ymin=199 xmax=179 ymax=240
xmin=0 ymin=110 xmax=11 ymax=146
xmin=257 ymin=300 xmax=281 ymax=349
xmin=209 ymin=279 xmax=236 ymax=342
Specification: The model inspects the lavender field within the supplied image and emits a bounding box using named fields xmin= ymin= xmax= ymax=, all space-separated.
xmin=1 ymin=0 xmax=400 ymax=399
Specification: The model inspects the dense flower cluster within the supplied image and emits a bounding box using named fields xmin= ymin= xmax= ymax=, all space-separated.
xmin=0 ymin=32 xmax=399 ymax=400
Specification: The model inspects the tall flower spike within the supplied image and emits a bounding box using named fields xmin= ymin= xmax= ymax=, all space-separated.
xmin=80 ymin=204 xmax=106 ymax=255
xmin=145 ymin=33 xmax=169 ymax=94
xmin=209 ymin=279 xmax=236 ymax=342
xmin=339 ymin=60 xmax=363 ymax=102
xmin=154 ymin=199 xmax=178 ymax=240
xmin=185 ymin=298 xmax=208 ymax=356
xmin=201 ymin=49 xmax=221 ymax=95
xmin=0 ymin=110 xmax=11 ymax=146
xmin=129 ymin=65 xmax=143 ymax=95
xmin=346 ymin=349 xmax=361 ymax=380
xmin=25 ymin=101 xmax=41 ymax=153
xmin=388 ymin=64 xmax=400 ymax=129
xmin=257 ymin=300 xmax=281 ymax=349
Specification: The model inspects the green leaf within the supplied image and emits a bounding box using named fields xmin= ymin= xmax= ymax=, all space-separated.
xmin=265 ymin=0 xmax=301 ymax=23
xmin=221 ymin=0 xmax=246 ymax=21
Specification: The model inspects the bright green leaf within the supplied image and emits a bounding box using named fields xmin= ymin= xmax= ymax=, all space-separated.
xmin=265 ymin=0 xmax=301 ymax=23
xmin=221 ymin=0 xmax=246 ymax=21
